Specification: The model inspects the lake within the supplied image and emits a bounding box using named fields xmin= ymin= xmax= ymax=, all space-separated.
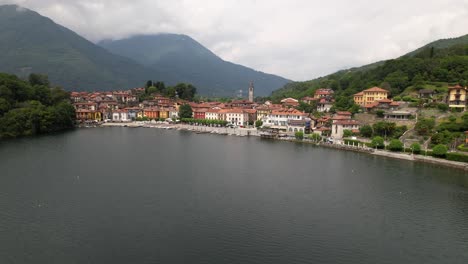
xmin=1 ymin=127 xmax=468 ymax=263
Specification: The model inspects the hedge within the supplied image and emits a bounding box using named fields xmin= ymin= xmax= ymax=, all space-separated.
xmin=457 ymin=144 xmax=468 ymax=152
xmin=446 ymin=152 xmax=468 ymax=162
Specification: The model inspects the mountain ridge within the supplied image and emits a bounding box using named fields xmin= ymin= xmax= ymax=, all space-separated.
xmin=0 ymin=4 xmax=290 ymax=96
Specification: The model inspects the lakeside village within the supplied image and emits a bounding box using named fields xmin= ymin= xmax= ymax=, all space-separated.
xmin=72 ymin=82 xmax=468 ymax=165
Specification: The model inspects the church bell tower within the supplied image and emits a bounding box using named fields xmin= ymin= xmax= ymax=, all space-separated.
xmin=248 ymin=81 xmax=254 ymax=102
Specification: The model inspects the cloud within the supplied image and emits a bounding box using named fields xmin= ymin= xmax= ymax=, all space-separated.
xmin=1 ymin=0 xmax=468 ymax=81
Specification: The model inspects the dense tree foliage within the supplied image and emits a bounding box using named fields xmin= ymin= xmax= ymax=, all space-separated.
xmin=143 ymin=81 xmax=197 ymax=101
xmin=388 ymin=139 xmax=404 ymax=151
xmin=178 ymin=104 xmax=193 ymax=119
xmin=271 ymin=42 xmax=468 ymax=101
xmin=0 ymin=73 xmax=75 ymax=138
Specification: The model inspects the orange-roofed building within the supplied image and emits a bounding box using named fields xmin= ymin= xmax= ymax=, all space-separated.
xmin=447 ymin=84 xmax=467 ymax=111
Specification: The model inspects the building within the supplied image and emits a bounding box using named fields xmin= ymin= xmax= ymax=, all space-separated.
xmin=224 ymin=109 xmax=249 ymax=126
xmin=331 ymin=120 xmax=360 ymax=139
xmin=265 ymin=108 xmax=306 ymax=129
xmin=353 ymin=87 xmax=390 ymax=106
xmin=248 ymin=81 xmax=254 ymax=102
xmin=447 ymin=84 xmax=467 ymax=111
xmin=280 ymin=98 xmax=299 ymax=107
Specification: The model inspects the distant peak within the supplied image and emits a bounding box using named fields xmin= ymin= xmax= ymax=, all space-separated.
xmin=0 ymin=4 xmax=30 ymax=12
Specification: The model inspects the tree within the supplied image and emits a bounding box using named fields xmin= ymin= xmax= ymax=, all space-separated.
xmin=146 ymin=86 xmax=157 ymax=94
xmin=179 ymin=104 xmax=193 ymax=119
xmin=410 ymin=143 xmax=421 ymax=154
xmin=432 ymin=144 xmax=448 ymax=158
xmin=371 ymin=136 xmax=385 ymax=149
xmin=359 ymin=124 xmax=373 ymax=138
xmin=437 ymin=103 xmax=449 ymax=112
xmin=415 ymin=118 xmax=435 ymax=136
xmin=295 ymin=131 xmax=304 ymax=140
xmin=388 ymin=139 xmax=403 ymax=151
xmin=375 ymin=110 xmax=385 ymax=118
xmin=308 ymin=133 xmax=322 ymax=141
xmin=372 ymin=121 xmax=396 ymax=138
xmin=343 ymin=129 xmax=353 ymax=138
xmin=28 ymin=73 xmax=50 ymax=87
xmin=255 ymin=120 xmax=263 ymax=128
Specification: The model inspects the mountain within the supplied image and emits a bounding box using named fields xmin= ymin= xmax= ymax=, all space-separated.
xmin=271 ymin=34 xmax=468 ymax=105
xmin=0 ymin=5 xmax=155 ymax=91
xmin=404 ymin=34 xmax=468 ymax=58
xmin=99 ymin=34 xmax=291 ymax=96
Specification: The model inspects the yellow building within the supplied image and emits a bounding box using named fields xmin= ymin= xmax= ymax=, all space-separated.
xmin=447 ymin=84 xmax=467 ymax=111
xmin=353 ymin=87 xmax=389 ymax=106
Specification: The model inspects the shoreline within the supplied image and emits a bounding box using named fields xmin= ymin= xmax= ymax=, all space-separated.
xmin=98 ymin=122 xmax=468 ymax=171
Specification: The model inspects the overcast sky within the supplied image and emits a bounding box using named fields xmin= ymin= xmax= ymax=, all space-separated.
xmin=2 ymin=0 xmax=468 ymax=81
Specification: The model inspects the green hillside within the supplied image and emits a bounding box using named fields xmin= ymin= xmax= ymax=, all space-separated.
xmin=271 ymin=34 xmax=468 ymax=104
xmin=99 ymin=34 xmax=291 ymax=96
xmin=0 ymin=5 xmax=154 ymax=91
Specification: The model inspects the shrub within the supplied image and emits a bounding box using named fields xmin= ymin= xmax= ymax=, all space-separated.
xmin=359 ymin=124 xmax=373 ymax=138
xmin=393 ymin=96 xmax=402 ymax=101
xmin=432 ymin=144 xmax=448 ymax=158
xmin=410 ymin=143 xmax=421 ymax=154
xmin=344 ymin=139 xmax=361 ymax=146
xmin=388 ymin=139 xmax=403 ymax=151
xmin=371 ymin=136 xmax=385 ymax=149
xmin=446 ymin=152 xmax=468 ymax=162
xmin=308 ymin=133 xmax=322 ymax=141
xmin=457 ymin=144 xmax=468 ymax=152
xmin=343 ymin=129 xmax=353 ymax=138
xmin=255 ymin=120 xmax=263 ymax=128
xmin=375 ymin=110 xmax=385 ymax=118
xmin=402 ymin=95 xmax=413 ymax=102
xmin=295 ymin=131 xmax=304 ymax=140
xmin=437 ymin=103 xmax=449 ymax=112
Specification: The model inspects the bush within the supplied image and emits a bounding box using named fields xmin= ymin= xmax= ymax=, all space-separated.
xmin=446 ymin=152 xmax=468 ymax=162
xmin=343 ymin=129 xmax=353 ymax=138
xmin=437 ymin=103 xmax=449 ymax=112
xmin=457 ymin=144 xmax=468 ymax=152
xmin=255 ymin=120 xmax=263 ymax=128
xmin=375 ymin=110 xmax=385 ymax=118
xmin=295 ymin=131 xmax=304 ymax=140
xmin=402 ymin=95 xmax=413 ymax=102
xmin=308 ymin=133 xmax=322 ymax=141
xmin=432 ymin=144 xmax=448 ymax=158
xmin=388 ymin=139 xmax=403 ymax=151
xmin=371 ymin=136 xmax=385 ymax=149
xmin=344 ymin=139 xmax=361 ymax=146
xmin=359 ymin=124 xmax=373 ymax=138
xmin=410 ymin=143 xmax=421 ymax=154
xmin=393 ymin=96 xmax=402 ymax=101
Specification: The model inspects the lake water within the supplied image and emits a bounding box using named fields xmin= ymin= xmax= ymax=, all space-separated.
xmin=1 ymin=127 xmax=468 ymax=263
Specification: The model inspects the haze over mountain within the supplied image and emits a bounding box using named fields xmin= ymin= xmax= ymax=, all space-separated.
xmin=0 ymin=4 xmax=290 ymax=96
xmin=99 ymin=34 xmax=291 ymax=96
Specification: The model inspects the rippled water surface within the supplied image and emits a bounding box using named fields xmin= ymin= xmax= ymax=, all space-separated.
xmin=1 ymin=127 xmax=468 ymax=263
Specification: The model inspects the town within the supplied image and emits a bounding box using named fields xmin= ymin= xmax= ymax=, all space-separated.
xmin=71 ymin=81 xmax=468 ymax=151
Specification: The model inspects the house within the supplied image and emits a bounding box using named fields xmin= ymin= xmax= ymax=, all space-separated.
xmin=224 ymin=108 xmax=249 ymax=126
xmin=418 ymin=89 xmax=435 ymax=99
xmin=280 ymin=98 xmax=299 ymax=107
xmin=301 ymin=96 xmax=316 ymax=104
xmin=314 ymin=88 xmax=334 ymax=99
xmin=205 ymin=109 xmax=220 ymax=120
xmin=447 ymin=84 xmax=467 ymax=111
xmin=353 ymin=87 xmax=390 ymax=106
xmin=331 ymin=120 xmax=360 ymax=139
xmin=143 ymin=108 xmax=160 ymax=119
xmin=384 ymin=111 xmax=412 ymax=120
xmin=169 ymin=108 xmax=179 ymax=119
xmin=125 ymin=107 xmax=141 ymax=121
xmin=112 ymin=109 xmax=129 ymax=122
xmin=265 ymin=108 xmax=306 ymax=129
xmin=317 ymin=98 xmax=333 ymax=112
xmin=76 ymin=109 xmax=102 ymax=121
xmin=159 ymin=108 xmax=170 ymax=119
xmin=193 ymin=108 xmax=208 ymax=120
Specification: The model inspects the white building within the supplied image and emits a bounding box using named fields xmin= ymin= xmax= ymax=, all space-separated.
xmin=331 ymin=120 xmax=360 ymax=139
xmin=264 ymin=108 xmax=306 ymax=129
xmin=224 ymin=109 xmax=248 ymax=126
xmin=205 ymin=109 xmax=221 ymax=120
xmin=112 ymin=110 xmax=129 ymax=122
